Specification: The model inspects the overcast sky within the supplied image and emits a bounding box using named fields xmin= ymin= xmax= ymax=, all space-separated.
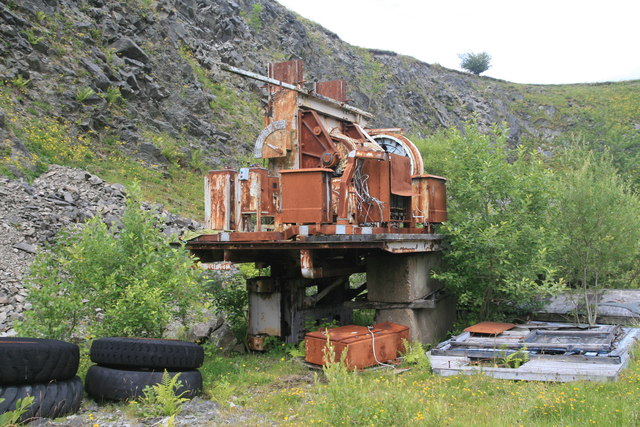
xmin=276 ymin=0 xmax=640 ymax=85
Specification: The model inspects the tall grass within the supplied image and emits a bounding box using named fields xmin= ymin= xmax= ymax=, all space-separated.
xmin=198 ymin=343 xmax=640 ymax=426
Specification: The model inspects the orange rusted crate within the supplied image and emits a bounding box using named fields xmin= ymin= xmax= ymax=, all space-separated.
xmin=305 ymin=322 xmax=409 ymax=369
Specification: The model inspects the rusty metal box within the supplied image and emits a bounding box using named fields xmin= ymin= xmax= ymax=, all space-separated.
xmin=411 ymin=174 xmax=447 ymax=224
xmin=305 ymin=322 xmax=409 ymax=369
xmin=280 ymin=168 xmax=333 ymax=224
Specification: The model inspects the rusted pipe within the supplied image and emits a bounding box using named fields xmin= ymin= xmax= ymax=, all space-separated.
xmin=300 ymin=249 xmax=364 ymax=279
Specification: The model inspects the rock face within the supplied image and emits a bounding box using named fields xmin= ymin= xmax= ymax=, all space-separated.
xmin=0 ymin=0 xmax=599 ymax=334
xmin=0 ymin=0 xmax=568 ymax=180
xmin=0 ymin=165 xmax=201 ymax=335
xmin=165 ymin=309 xmax=241 ymax=353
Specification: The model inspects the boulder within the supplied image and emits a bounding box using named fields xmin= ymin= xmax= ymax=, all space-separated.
xmin=109 ymin=38 xmax=150 ymax=64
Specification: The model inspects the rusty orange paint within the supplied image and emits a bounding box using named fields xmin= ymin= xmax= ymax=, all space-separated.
xmin=464 ymin=321 xmax=515 ymax=335
xmin=305 ymin=322 xmax=409 ymax=369
xmin=204 ymin=170 xmax=236 ymax=231
xmin=316 ymin=80 xmax=347 ymax=102
xmin=200 ymin=59 xmax=448 ymax=241
xmin=280 ymin=168 xmax=333 ymax=224
xmin=267 ymin=59 xmax=304 ymax=86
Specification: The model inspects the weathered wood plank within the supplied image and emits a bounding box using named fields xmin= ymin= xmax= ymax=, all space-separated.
xmin=449 ymin=340 xmax=610 ymax=352
xmin=430 ymin=348 xmax=622 ymax=365
xmin=430 ymin=323 xmax=639 ymax=382
xmin=430 ymin=354 xmax=629 ymax=382
xmin=609 ymin=328 xmax=640 ymax=357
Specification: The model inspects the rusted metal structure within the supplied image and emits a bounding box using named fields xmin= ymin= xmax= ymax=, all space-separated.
xmin=186 ymin=60 xmax=450 ymax=349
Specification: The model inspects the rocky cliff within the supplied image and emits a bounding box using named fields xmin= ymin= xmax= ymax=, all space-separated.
xmin=2 ymin=0 xmax=635 ymax=184
xmin=0 ymin=0 xmax=638 ymax=334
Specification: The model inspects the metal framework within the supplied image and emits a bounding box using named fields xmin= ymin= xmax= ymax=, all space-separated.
xmin=186 ymin=60 xmax=448 ymax=349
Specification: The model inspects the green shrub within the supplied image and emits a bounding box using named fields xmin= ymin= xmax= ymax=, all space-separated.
xmin=419 ymin=121 xmax=564 ymax=320
xmin=17 ymin=195 xmax=204 ymax=340
xmin=22 ymin=29 xmax=44 ymax=45
xmin=0 ymin=396 xmax=34 ymax=425
xmin=459 ymin=51 xmax=491 ymax=75
xmin=204 ymin=268 xmax=250 ymax=338
xmin=550 ymin=146 xmax=640 ymax=323
xmin=75 ymin=87 xmax=96 ymax=102
xmin=10 ymin=75 xmax=30 ymax=89
xmin=400 ymin=339 xmax=430 ymax=370
xmin=241 ymin=3 xmax=263 ymax=31
xmin=134 ymin=371 xmax=189 ymax=418
xmin=189 ymin=148 xmax=206 ymax=173
xmin=103 ymin=86 xmax=124 ymax=105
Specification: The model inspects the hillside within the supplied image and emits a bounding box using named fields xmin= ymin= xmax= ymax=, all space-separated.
xmin=0 ymin=0 xmax=638 ymax=220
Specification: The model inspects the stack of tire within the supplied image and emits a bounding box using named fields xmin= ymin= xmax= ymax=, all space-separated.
xmin=85 ymin=337 xmax=204 ymax=401
xmin=0 ymin=338 xmax=83 ymax=421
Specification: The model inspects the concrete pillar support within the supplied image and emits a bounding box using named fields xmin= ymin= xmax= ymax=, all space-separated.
xmin=375 ymin=294 xmax=457 ymax=344
xmin=366 ymin=251 xmax=454 ymax=344
xmin=367 ymin=252 xmax=443 ymax=302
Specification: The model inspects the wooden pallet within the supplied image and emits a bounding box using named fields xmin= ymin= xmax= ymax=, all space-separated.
xmin=429 ymin=322 xmax=639 ymax=382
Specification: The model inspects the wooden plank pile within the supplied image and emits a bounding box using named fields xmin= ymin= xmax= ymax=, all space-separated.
xmin=429 ymin=321 xmax=639 ymax=382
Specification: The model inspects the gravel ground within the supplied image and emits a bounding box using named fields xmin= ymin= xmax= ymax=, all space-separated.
xmin=28 ymin=396 xmax=272 ymax=427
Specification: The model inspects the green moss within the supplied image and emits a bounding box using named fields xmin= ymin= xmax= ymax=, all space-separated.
xmin=240 ymin=3 xmax=263 ymax=31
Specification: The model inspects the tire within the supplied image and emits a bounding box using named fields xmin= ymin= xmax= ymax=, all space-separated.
xmin=90 ymin=337 xmax=204 ymax=370
xmin=0 ymin=376 xmax=82 ymax=421
xmin=84 ymin=366 xmax=202 ymax=401
xmin=0 ymin=338 xmax=79 ymax=385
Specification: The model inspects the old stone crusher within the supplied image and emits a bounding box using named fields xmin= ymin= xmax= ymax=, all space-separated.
xmin=186 ymin=60 xmax=454 ymax=350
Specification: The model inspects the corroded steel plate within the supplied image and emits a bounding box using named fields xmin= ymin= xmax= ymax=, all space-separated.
xmin=464 ymin=321 xmax=515 ymax=335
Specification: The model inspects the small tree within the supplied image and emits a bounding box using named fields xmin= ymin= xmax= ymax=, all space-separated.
xmin=421 ymin=121 xmax=563 ymax=320
xmin=17 ymin=196 xmax=204 ymax=340
xmin=459 ymin=51 xmax=491 ymax=75
xmin=551 ymin=147 xmax=640 ymax=324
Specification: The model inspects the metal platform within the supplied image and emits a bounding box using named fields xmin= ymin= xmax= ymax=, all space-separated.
xmin=186 ymin=232 xmax=445 ymax=263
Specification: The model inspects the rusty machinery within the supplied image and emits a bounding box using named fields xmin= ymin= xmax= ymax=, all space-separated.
xmin=186 ymin=60 xmax=447 ymax=350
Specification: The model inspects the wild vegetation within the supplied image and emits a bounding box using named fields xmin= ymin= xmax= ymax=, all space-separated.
xmin=31 ymin=327 xmax=636 ymax=426
xmin=138 ymin=341 xmax=640 ymax=425
xmin=416 ymin=122 xmax=640 ymax=322
xmin=459 ymin=51 xmax=491 ymax=75
xmin=16 ymin=193 xmax=205 ymax=340
xmin=2 ymin=0 xmax=640 ymax=425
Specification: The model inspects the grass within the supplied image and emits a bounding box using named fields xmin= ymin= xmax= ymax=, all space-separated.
xmin=89 ymin=154 xmax=204 ymax=220
xmin=190 ymin=344 xmax=640 ymax=426
xmin=178 ymin=45 xmax=262 ymax=144
xmin=0 ymin=81 xmax=204 ymax=220
xmin=509 ymin=80 xmax=640 ymax=186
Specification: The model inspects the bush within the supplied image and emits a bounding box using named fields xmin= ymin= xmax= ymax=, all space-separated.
xmin=418 ymin=121 xmax=564 ymax=320
xmin=75 ymin=87 xmax=96 ymax=102
xmin=203 ymin=264 xmax=264 ymax=338
xmin=17 ymin=196 xmax=204 ymax=340
xmin=550 ymin=146 xmax=640 ymax=323
xmin=459 ymin=51 xmax=491 ymax=75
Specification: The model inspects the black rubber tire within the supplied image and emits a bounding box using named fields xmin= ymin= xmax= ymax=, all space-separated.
xmin=0 ymin=337 xmax=79 ymax=385
xmin=84 ymin=365 xmax=202 ymax=401
xmin=0 ymin=376 xmax=82 ymax=421
xmin=90 ymin=337 xmax=204 ymax=370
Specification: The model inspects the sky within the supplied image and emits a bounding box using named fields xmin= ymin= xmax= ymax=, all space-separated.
xmin=276 ymin=0 xmax=640 ymax=85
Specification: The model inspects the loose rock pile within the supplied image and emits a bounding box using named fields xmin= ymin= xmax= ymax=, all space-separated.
xmin=0 ymin=165 xmax=201 ymax=336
